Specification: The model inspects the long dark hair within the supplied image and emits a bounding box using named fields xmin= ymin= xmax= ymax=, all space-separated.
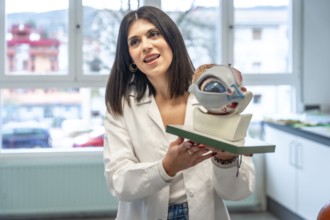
xmin=105 ymin=6 xmax=194 ymax=115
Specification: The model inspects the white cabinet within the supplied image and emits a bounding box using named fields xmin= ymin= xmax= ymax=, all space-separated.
xmin=264 ymin=126 xmax=296 ymax=211
xmin=264 ymin=124 xmax=330 ymax=220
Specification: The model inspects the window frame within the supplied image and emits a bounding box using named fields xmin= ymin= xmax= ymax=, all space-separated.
xmin=0 ymin=0 xmax=303 ymax=155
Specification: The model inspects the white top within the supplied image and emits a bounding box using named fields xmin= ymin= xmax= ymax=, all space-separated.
xmin=103 ymin=91 xmax=256 ymax=220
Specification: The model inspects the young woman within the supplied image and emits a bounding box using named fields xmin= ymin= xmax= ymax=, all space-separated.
xmin=104 ymin=6 xmax=255 ymax=220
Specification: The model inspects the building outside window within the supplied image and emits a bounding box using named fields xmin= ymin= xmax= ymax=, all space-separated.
xmin=252 ymin=28 xmax=262 ymax=40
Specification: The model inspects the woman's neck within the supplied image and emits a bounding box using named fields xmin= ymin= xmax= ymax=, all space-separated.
xmin=155 ymin=92 xmax=189 ymax=127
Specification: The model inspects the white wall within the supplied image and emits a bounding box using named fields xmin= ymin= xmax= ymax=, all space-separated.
xmin=302 ymin=0 xmax=330 ymax=112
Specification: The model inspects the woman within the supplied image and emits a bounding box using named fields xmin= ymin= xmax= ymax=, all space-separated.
xmin=104 ymin=6 xmax=255 ymax=220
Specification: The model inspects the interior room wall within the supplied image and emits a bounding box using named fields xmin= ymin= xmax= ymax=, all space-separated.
xmin=302 ymin=0 xmax=330 ymax=112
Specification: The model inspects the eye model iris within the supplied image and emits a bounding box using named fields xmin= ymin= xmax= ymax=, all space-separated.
xmin=202 ymin=81 xmax=226 ymax=93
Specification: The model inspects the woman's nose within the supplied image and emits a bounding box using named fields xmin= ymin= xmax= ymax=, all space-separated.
xmin=141 ymin=38 xmax=152 ymax=53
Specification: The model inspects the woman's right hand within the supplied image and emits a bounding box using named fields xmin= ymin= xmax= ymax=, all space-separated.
xmin=162 ymin=137 xmax=216 ymax=176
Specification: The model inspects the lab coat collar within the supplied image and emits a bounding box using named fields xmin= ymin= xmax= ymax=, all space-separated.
xmin=129 ymin=86 xmax=197 ymax=130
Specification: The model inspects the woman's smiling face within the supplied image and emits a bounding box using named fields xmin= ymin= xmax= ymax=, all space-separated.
xmin=127 ymin=19 xmax=173 ymax=81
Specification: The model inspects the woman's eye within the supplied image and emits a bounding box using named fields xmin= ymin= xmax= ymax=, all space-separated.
xmin=149 ymin=31 xmax=160 ymax=38
xmin=129 ymin=39 xmax=139 ymax=47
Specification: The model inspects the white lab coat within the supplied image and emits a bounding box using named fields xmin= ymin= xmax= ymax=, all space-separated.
xmin=103 ymin=91 xmax=255 ymax=220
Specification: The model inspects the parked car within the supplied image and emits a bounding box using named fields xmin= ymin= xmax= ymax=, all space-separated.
xmin=72 ymin=128 xmax=104 ymax=148
xmin=61 ymin=119 xmax=92 ymax=137
xmin=1 ymin=121 xmax=51 ymax=149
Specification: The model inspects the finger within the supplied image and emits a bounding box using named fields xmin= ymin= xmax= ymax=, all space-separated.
xmin=187 ymin=145 xmax=201 ymax=155
xmin=186 ymin=148 xmax=209 ymax=159
xmin=188 ymin=140 xmax=201 ymax=146
xmin=197 ymin=144 xmax=206 ymax=149
xmin=194 ymin=151 xmax=216 ymax=164
xmin=171 ymin=137 xmax=184 ymax=147
xmin=193 ymin=148 xmax=212 ymax=157
xmin=187 ymin=149 xmax=194 ymax=155
xmin=201 ymin=150 xmax=216 ymax=157
xmin=181 ymin=141 xmax=193 ymax=152
xmin=186 ymin=146 xmax=206 ymax=157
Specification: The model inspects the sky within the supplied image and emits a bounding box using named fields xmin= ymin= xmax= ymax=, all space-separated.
xmin=5 ymin=0 xmax=289 ymax=13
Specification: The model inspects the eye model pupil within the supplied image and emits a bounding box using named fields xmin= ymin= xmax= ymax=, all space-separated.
xmin=203 ymin=81 xmax=226 ymax=93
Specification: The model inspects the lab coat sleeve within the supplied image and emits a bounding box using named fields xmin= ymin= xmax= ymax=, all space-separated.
xmin=103 ymin=111 xmax=171 ymax=202
xmin=212 ymin=156 xmax=255 ymax=201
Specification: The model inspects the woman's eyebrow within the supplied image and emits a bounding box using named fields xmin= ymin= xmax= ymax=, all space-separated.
xmin=127 ymin=35 xmax=138 ymax=43
xmin=127 ymin=27 xmax=160 ymax=42
xmin=147 ymin=28 xmax=159 ymax=34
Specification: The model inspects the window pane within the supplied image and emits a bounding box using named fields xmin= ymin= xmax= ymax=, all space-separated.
xmin=245 ymin=85 xmax=293 ymax=121
xmin=81 ymin=0 xmax=219 ymax=74
xmin=5 ymin=0 xmax=68 ymax=75
xmin=246 ymin=85 xmax=293 ymax=139
xmin=233 ymin=0 xmax=291 ymax=73
xmin=162 ymin=0 xmax=220 ymax=67
xmin=82 ymin=0 xmax=140 ymax=75
xmin=1 ymin=88 xmax=105 ymax=150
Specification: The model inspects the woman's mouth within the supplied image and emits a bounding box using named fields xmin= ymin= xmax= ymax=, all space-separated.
xmin=144 ymin=54 xmax=160 ymax=63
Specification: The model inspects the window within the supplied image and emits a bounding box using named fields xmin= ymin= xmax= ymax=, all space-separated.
xmin=232 ymin=0 xmax=292 ymax=73
xmin=224 ymin=0 xmax=301 ymax=122
xmin=252 ymin=62 xmax=262 ymax=72
xmin=252 ymin=28 xmax=262 ymax=40
xmin=5 ymin=0 xmax=69 ymax=76
xmin=0 ymin=0 xmax=301 ymax=152
xmin=0 ymin=0 xmax=122 ymax=151
xmin=161 ymin=0 xmax=220 ymax=67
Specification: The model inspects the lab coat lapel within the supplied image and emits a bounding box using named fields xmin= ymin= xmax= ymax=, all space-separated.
xmin=184 ymin=94 xmax=197 ymax=126
xmin=144 ymin=93 xmax=197 ymax=129
xmin=146 ymin=96 xmax=165 ymax=131
xmin=131 ymin=88 xmax=164 ymax=132
xmin=136 ymin=92 xmax=197 ymax=132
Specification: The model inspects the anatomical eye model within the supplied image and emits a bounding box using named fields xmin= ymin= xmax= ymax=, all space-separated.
xmin=189 ymin=64 xmax=252 ymax=115
xmin=166 ymin=64 xmax=276 ymax=155
xmin=188 ymin=64 xmax=253 ymax=142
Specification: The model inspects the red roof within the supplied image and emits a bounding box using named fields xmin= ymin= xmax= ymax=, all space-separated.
xmin=7 ymin=24 xmax=60 ymax=47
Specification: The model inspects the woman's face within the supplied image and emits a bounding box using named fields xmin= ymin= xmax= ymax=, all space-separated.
xmin=127 ymin=19 xmax=173 ymax=81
